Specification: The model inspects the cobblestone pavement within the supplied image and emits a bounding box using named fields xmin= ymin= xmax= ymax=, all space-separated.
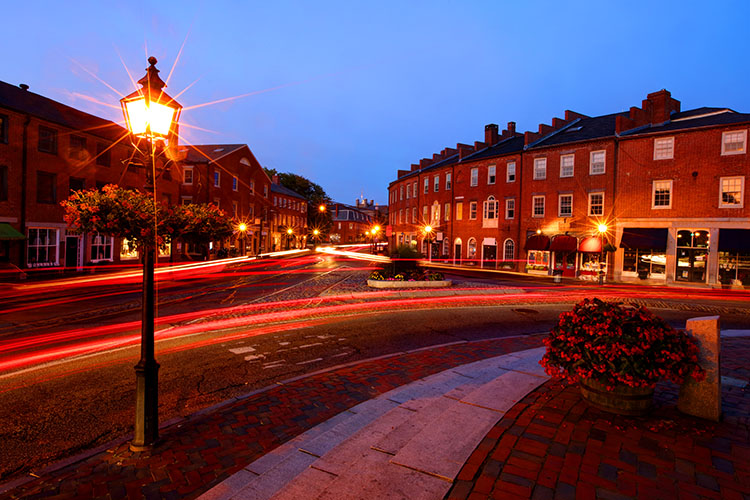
xmin=447 ymin=337 xmax=750 ymax=500
xmin=1 ymin=336 xmax=544 ymax=500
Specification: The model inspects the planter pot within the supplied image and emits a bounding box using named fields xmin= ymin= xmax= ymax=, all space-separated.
xmin=579 ymin=377 xmax=654 ymax=416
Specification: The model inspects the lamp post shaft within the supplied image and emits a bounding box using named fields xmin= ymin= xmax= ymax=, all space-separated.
xmin=599 ymin=234 xmax=604 ymax=286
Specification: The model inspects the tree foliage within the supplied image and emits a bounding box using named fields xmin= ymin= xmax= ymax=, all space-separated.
xmin=264 ymin=168 xmax=333 ymax=234
xmin=61 ymin=185 xmax=234 ymax=251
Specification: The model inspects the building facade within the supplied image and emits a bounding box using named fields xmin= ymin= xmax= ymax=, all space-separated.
xmin=270 ymin=177 xmax=308 ymax=250
xmin=387 ymin=90 xmax=750 ymax=287
xmin=329 ymin=202 xmax=373 ymax=244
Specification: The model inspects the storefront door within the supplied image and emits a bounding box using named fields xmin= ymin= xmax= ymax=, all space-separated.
xmin=482 ymin=245 xmax=496 ymax=269
xmin=675 ymin=230 xmax=709 ymax=282
xmin=65 ymin=236 xmax=80 ymax=270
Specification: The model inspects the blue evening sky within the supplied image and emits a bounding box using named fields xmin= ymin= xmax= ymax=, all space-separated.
xmin=4 ymin=1 xmax=749 ymax=205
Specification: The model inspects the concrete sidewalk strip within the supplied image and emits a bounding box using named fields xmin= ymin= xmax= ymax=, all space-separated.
xmin=200 ymin=347 xmax=548 ymax=500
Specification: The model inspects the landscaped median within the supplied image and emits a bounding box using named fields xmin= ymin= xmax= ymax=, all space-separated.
xmin=366 ymin=269 xmax=452 ymax=288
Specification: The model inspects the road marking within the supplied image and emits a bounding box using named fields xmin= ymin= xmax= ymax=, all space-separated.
xmin=279 ymin=342 xmax=290 ymax=346
xmin=296 ymin=358 xmax=323 ymax=365
xmin=299 ymin=343 xmax=323 ymax=349
xmin=229 ymin=346 xmax=256 ymax=354
xmin=244 ymin=354 xmax=265 ymax=361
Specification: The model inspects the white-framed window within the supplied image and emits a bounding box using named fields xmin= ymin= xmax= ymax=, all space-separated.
xmin=560 ymin=154 xmax=574 ymax=178
xmin=424 ymin=178 xmax=429 ymax=194
xmin=487 ymin=165 xmax=496 ymax=185
xmin=505 ymin=198 xmax=515 ymax=219
xmin=503 ymin=239 xmax=515 ymax=262
xmin=27 ymin=228 xmax=59 ymax=267
xmin=181 ymin=195 xmax=192 ymax=205
xmin=423 ymin=205 xmax=428 ymax=220
xmin=412 ymin=207 xmax=417 ymax=222
xmin=413 ymin=181 xmax=417 ymax=198
xmin=558 ymin=194 xmax=573 ymax=217
xmin=90 ymin=233 xmax=113 ymax=262
xmin=250 ymin=180 xmax=255 ymax=193
xmin=400 ymin=185 xmax=404 ymax=200
xmin=470 ymin=168 xmax=478 ymax=187
xmin=590 ymin=151 xmax=606 ymax=175
xmin=722 ymin=130 xmax=746 ymax=155
xmin=532 ymin=195 xmax=545 ymax=217
xmin=405 ymin=184 xmax=410 ymax=199
xmin=533 ymin=158 xmax=547 ymax=180
xmin=399 ymin=209 xmax=403 ymax=224
xmin=183 ymin=166 xmax=193 ymax=185
xmin=264 ymin=185 xmax=268 ymax=197
xmin=404 ymin=209 xmax=409 ymax=223
xmin=434 ymin=175 xmax=440 ymax=192
xmin=483 ymin=196 xmax=498 ymax=219
xmin=456 ymin=202 xmax=463 ymax=220
xmin=654 ymin=137 xmax=674 ymax=160
xmin=444 ymin=202 xmax=450 ymax=221
xmin=506 ymin=162 xmax=516 ymax=182
xmin=232 ymin=175 xmax=238 ymax=191
xmin=469 ymin=201 xmax=477 ymax=220
xmin=720 ymin=176 xmax=744 ymax=208
xmin=467 ymin=238 xmax=477 ymax=260
xmin=588 ymin=192 xmax=604 ymax=216
xmin=652 ymin=180 xmax=672 ymax=209
xmin=430 ymin=201 xmax=440 ymax=224
xmin=213 ymin=171 xmax=220 ymax=187
xmin=446 ymin=173 xmax=452 ymax=190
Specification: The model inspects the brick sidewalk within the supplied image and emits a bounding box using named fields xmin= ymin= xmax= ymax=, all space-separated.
xmin=447 ymin=337 xmax=750 ymax=500
xmin=1 ymin=335 xmax=544 ymax=500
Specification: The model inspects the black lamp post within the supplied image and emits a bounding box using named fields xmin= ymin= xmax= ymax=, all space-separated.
xmin=286 ymin=227 xmax=293 ymax=250
xmin=120 ymin=57 xmax=182 ymax=451
xmin=597 ymin=223 xmax=608 ymax=286
xmin=423 ymin=225 xmax=433 ymax=261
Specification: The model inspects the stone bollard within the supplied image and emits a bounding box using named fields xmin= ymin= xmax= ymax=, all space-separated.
xmin=677 ymin=316 xmax=721 ymax=421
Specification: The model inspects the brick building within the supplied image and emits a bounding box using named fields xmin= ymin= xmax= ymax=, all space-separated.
xmin=387 ymin=90 xmax=750 ymax=287
xmin=270 ymin=177 xmax=308 ymax=250
xmin=328 ymin=202 xmax=373 ymax=244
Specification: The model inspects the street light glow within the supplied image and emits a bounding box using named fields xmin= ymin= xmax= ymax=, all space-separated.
xmin=238 ymin=223 xmax=247 ymax=232
xmin=598 ymin=223 xmax=608 ymax=233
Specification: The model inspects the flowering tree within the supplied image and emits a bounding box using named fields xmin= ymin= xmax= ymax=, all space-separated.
xmin=61 ymin=185 xmax=233 ymax=256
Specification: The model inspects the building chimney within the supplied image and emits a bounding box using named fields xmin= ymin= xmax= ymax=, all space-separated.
xmin=507 ymin=121 xmax=516 ymax=135
xmin=19 ymin=84 xmax=29 ymax=91
xmin=272 ymin=174 xmax=279 ymax=184
xmin=646 ymin=89 xmax=680 ymax=125
xmin=485 ymin=124 xmax=499 ymax=146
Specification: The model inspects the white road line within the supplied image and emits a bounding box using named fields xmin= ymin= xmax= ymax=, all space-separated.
xmin=229 ymin=346 xmax=257 ymax=354
xmin=296 ymin=358 xmax=323 ymax=365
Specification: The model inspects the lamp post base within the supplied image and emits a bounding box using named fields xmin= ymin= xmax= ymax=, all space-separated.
xmin=131 ymin=359 xmax=160 ymax=451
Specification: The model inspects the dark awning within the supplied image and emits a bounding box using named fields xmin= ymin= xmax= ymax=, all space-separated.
xmin=0 ymin=223 xmax=24 ymax=240
xmin=578 ymin=236 xmax=602 ymax=253
xmin=549 ymin=235 xmax=578 ymax=252
xmin=525 ymin=234 xmax=550 ymax=251
xmin=719 ymin=229 xmax=750 ymax=252
xmin=619 ymin=228 xmax=667 ymax=250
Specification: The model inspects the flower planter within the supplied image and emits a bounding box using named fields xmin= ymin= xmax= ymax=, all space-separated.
xmin=579 ymin=377 xmax=654 ymax=416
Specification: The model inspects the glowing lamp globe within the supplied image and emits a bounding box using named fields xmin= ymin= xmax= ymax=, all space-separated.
xmin=287 ymin=228 xmax=293 ymax=235
xmin=121 ymin=57 xmax=182 ymax=139
xmin=598 ymin=223 xmax=608 ymax=234
xmin=238 ymin=223 xmax=247 ymax=232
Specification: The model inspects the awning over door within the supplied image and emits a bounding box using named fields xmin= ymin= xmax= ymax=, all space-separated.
xmin=525 ymin=234 xmax=550 ymax=251
xmin=578 ymin=236 xmax=602 ymax=253
xmin=0 ymin=223 xmax=24 ymax=240
xmin=619 ymin=228 xmax=668 ymax=250
xmin=549 ymin=235 xmax=578 ymax=252
xmin=719 ymin=229 xmax=750 ymax=251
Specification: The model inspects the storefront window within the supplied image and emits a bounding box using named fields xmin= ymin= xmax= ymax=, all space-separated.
xmin=90 ymin=233 xmax=113 ymax=262
xmin=467 ymin=238 xmax=477 ymax=261
xmin=526 ymin=250 xmax=549 ymax=272
xmin=623 ymin=248 xmax=666 ymax=276
xmin=120 ymin=239 xmax=139 ymax=260
xmin=676 ymin=229 xmax=709 ymax=282
xmin=28 ymin=228 xmax=59 ymax=267
xmin=719 ymin=251 xmax=750 ymax=286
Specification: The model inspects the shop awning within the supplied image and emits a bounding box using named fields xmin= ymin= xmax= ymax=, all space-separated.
xmin=0 ymin=223 xmax=24 ymax=240
xmin=719 ymin=229 xmax=750 ymax=251
xmin=549 ymin=235 xmax=578 ymax=252
xmin=619 ymin=228 xmax=667 ymax=250
xmin=578 ymin=236 xmax=602 ymax=253
xmin=525 ymin=234 xmax=550 ymax=251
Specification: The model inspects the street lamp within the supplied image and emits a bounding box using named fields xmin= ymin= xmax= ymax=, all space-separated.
xmin=423 ymin=225 xmax=433 ymax=261
xmin=286 ymin=227 xmax=294 ymax=250
xmin=598 ymin=223 xmax=608 ymax=286
xmin=120 ymin=56 xmax=182 ymax=451
xmin=238 ymin=222 xmax=247 ymax=255
xmin=312 ymin=228 xmax=320 ymax=247
xmin=371 ymin=225 xmax=380 ymax=253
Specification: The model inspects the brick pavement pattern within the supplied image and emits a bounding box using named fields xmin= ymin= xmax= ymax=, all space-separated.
xmin=447 ymin=337 xmax=750 ymax=500
xmin=2 ymin=336 xmax=544 ymax=500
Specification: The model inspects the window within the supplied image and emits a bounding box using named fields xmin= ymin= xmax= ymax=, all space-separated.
xmin=183 ymin=166 xmax=193 ymax=185
xmin=404 ymin=209 xmax=409 ymax=223
xmin=470 ymin=168 xmax=478 ymax=187
xmin=652 ymin=180 xmax=672 ymax=208
xmin=722 ymin=130 xmax=746 ymax=155
xmin=400 ymin=185 xmax=404 ymax=200
xmin=413 ymin=207 xmax=417 ymax=222
xmin=446 ymin=173 xmax=452 ymax=190
xmin=413 ymin=182 xmax=417 ymax=198
xmin=232 ymin=176 xmax=238 ymax=191
xmin=424 ymin=178 xmax=429 ymax=194
xmin=90 ymin=233 xmax=113 ymax=262
xmin=430 ymin=201 xmax=440 ymax=223
xmin=38 ymin=126 xmax=57 ymax=154
xmin=250 ymin=180 xmax=255 ymax=193
xmin=423 ymin=205 xmax=428 ymax=220
xmin=232 ymin=201 xmax=238 ymax=217
xmin=720 ymin=176 xmax=744 ymax=207
xmin=0 ymin=165 xmax=8 ymax=201
xmin=654 ymin=137 xmax=674 ymax=160
xmin=405 ymin=184 xmax=410 ymax=199
xmin=69 ymin=135 xmax=87 ymax=161
xmin=560 ymin=154 xmax=574 ymax=178
xmin=483 ymin=196 xmax=498 ymax=220
xmin=264 ymin=185 xmax=268 ymax=197
xmin=69 ymin=176 xmax=85 ymax=194
xmin=399 ymin=209 xmax=403 ymax=224
xmin=588 ymin=192 xmax=604 ymax=216
xmin=0 ymin=114 xmax=7 ymax=143
xmin=444 ymin=202 xmax=450 ymax=221
xmin=506 ymin=162 xmax=516 ymax=182
xmin=467 ymin=238 xmax=477 ymax=260
xmin=181 ymin=196 xmax=192 ymax=205
xmin=487 ymin=165 xmax=496 ymax=185
xmin=95 ymin=142 xmax=110 ymax=167
xmin=533 ymin=158 xmax=546 ymax=180
xmin=558 ymin=194 xmax=573 ymax=217
xmin=590 ymin=151 xmax=606 ymax=175
xmin=469 ymin=201 xmax=477 ymax=220
xmin=505 ymin=198 xmax=515 ymax=219
xmin=213 ymin=198 xmax=221 ymax=208
xmin=503 ymin=239 xmax=515 ymax=262
xmin=433 ymin=175 xmax=439 ymax=192
xmin=27 ymin=228 xmax=59 ymax=267
xmin=532 ymin=195 xmax=545 ymax=217
xmin=214 ymin=171 xmax=220 ymax=187
xmin=456 ymin=202 xmax=463 ymax=220
xmin=120 ymin=239 xmax=139 ymax=260
xmin=37 ymin=171 xmax=56 ymax=204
